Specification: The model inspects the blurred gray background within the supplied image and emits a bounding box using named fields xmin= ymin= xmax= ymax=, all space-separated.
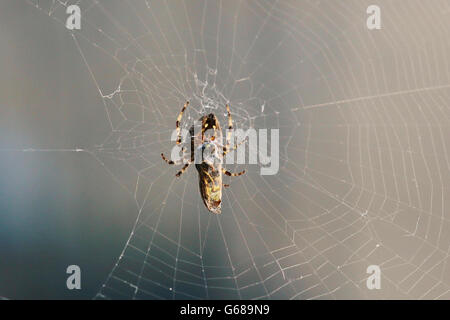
xmin=0 ymin=0 xmax=450 ymax=299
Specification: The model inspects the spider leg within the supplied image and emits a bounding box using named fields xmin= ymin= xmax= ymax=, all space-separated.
xmin=222 ymin=168 xmax=245 ymax=177
xmin=161 ymin=147 xmax=187 ymax=165
xmin=176 ymin=101 xmax=189 ymax=144
xmin=223 ymin=137 xmax=247 ymax=155
xmin=161 ymin=153 xmax=176 ymax=165
xmin=225 ymin=104 xmax=233 ymax=151
xmin=222 ymin=104 xmax=247 ymax=155
xmin=176 ymin=162 xmax=191 ymax=177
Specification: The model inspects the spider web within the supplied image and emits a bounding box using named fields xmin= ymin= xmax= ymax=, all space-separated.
xmin=23 ymin=0 xmax=450 ymax=299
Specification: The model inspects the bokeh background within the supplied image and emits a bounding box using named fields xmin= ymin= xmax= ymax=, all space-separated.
xmin=1 ymin=0 xmax=450 ymax=299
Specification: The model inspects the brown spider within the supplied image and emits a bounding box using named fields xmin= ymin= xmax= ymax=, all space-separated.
xmin=161 ymin=102 xmax=245 ymax=214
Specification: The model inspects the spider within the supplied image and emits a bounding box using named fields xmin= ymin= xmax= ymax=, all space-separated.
xmin=161 ymin=101 xmax=246 ymax=214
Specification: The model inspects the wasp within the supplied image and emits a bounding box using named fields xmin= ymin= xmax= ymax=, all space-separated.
xmin=161 ymin=102 xmax=246 ymax=214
